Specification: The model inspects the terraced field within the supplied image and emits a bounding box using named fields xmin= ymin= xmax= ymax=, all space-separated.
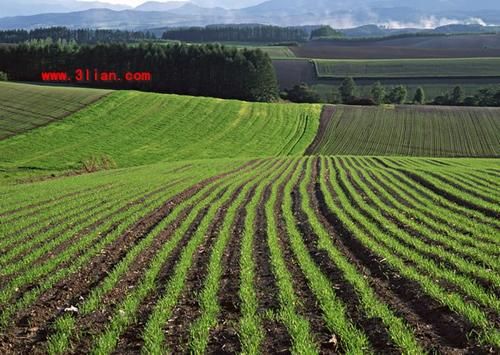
xmin=307 ymin=105 xmax=500 ymax=157
xmin=0 ymin=156 xmax=498 ymax=354
xmin=0 ymin=82 xmax=110 ymax=140
xmin=314 ymin=58 xmax=500 ymax=79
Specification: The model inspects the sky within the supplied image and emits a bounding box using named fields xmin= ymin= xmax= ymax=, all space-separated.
xmin=79 ymin=0 xmax=260 ymax=7
xmin=80 ymin=0 xmax=183 ymax=5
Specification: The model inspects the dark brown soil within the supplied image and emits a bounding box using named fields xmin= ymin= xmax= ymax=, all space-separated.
xmin=0 ymin=160 xmax=262 ymax=355
xmin=204 ymin=187 xmax=255 ymax=354
xmin=314 ymin=158 xmax=491 ymax=354
xmin=291 ymin=35 xmax=500 ymax=59
xmin=400 ymin=170 xmax=499 ymax=219
xmin=113 ymin=185 xmax=237 ymax=354
xmin=337 ymin=159 xmax=497 ymax=291
xmin=253 ymin=186 xmax=291 ymax=353
xmin=275 ymin=159 xmax=339 ymax=354
xmin=305 ymin=105 xmax=335 ymax=155
xmin=293 ymin=158 xmax=398 ymax=353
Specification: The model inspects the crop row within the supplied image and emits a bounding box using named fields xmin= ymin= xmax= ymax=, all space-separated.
xmin=0 ymin=156 xmax=498 ymax=354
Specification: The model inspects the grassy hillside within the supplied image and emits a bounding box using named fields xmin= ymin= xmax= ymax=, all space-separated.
xmin=307 ymin=105 xmax=500 ymax=157
xmin=0 ymin=82 xmax=110 ymax=140
xmin=0 ymin=89 xmax=320 ymax=172
xmin=314 ymin=58 xmax=500 ymax=79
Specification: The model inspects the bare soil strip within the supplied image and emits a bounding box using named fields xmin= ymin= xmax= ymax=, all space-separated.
xmin=253 ymin=185 xmax=292 ymax=353
xmin=314 ymin=158 xmax=482 ymax=354
xmin=305 ymin=105 xmax=335 ymax=155
xmin=338 ymin=159 xmax=496 ymax=291
xmin=399 ymin=170 xmax=499 ymax=219
xmin=277 ymin=160 xmax=343 ymax=354
xmin=204 ymin=187 xmax=256 ymax=354
xmin=296 ymin=158 xmax=398 ymax=353
xmin=0 ymin=161 xmax=260 ymax=354
xmin=114 ymin=186 xmax=238 ymax=353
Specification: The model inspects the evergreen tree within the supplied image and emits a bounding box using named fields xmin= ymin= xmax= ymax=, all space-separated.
xmin=387 ymin=85 xmax=408 ymax=104
xmin=370 ymin=81 xmax=385 ymax=105
xmin=340 ymin=77 xmax=357 ymax=103
xmin=414 ymin=87 xmax=425 ymax=104
xmin=450 ymin=85 xmax=464 ymax=105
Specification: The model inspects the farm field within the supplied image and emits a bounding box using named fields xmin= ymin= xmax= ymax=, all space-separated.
xmin=0 ymin=88 xmax=320 ymax=173
xmin=0 ymin=82 xmax=499 ymax=354
xmin=0 ymin=155 xmax=498 ymax=354
xmin=307 ymin=105 xmax=500 ymax=157
xmin=314 ymin=58 xmax=500 ymax=79
xmin=0 ymin=82 xmax=110 ymax=140
xmin=290 ymin=34 xmax=500 ymax=59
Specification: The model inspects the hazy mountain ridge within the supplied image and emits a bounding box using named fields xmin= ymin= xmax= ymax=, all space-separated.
xmin=2 ymin=0 xmax=500 ymax=30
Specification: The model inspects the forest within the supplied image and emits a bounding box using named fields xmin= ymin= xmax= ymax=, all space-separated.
xmin=0 ymin=27 xmax=155 ymax=44
xmin=0 ymin=41 xmax=279 ymax=102
xmin=163 ymin=25 xmax=308 ymax=43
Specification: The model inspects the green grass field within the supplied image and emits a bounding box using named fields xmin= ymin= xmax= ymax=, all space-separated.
xmin=0 ymin=82 xmax=498 ymax=354
xmin=0 ymin=90 xmax=320 ymax=173
xmin=314 ymin=58 xmax=500 ymax=78
xmin=0 ymin=82 xmax=110 ymax=140
xmin=307 ymin=105 xmax=500 ymax=157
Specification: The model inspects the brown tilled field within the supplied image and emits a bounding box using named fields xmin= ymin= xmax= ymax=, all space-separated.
xmin=291 ymin=34 xmax=500 ymax=59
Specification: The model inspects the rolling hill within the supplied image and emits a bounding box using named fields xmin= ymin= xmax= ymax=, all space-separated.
xmin=0 ymin=86 xmax=320 ymax=172
xmin=0 ymin=82 xmax=110 ymax=140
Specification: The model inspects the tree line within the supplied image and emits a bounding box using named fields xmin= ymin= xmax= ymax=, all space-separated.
xmin=0 ymin=27 xmax=155 ymax=44
xmin=0 ymin=41 xmax=278 ymax=102
xmin=284 ymin=78 xmax=500 ymax=107
xmin=163 ymin=25 xmax=308 ymax=43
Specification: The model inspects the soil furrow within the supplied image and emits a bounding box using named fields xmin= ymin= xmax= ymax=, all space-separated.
xmin=295 ymin=158 xmax=398 ymax=354
xmin=337 ymin=159 xmax=497 ymax=291
xmin=205 ymin=187 xmax=255 ymax=354
xmin=156 ymin=185 xmax=244 ymax=354
xmin=305 ymin=105 xmax=335 ymax=155
xmin=314 ymin=158 xmax=482 ymax=354
xmin=254 ymin=185 xmax=292 ymax=354
xmin=276 ymin=159 xmax=339 ymax=354
xmin=0 ymin=161 xmax=260 ymax=354
xmin=399 ymin=170 xmax=499 ymax=219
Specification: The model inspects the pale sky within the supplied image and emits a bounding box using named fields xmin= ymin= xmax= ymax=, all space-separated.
xmin=80 ymin=0 xmax=187 ymax=5
xmin=80 ymin=0 xmax=187 ymax=6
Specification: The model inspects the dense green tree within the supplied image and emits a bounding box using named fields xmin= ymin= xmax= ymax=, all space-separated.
xmin=387 ymin=85 xmax=408 ymax=104
xmin=0 ymin=71 xmax=7 ymax=81
xmin=0 ymin=27 xmax=154 ymax=44
xmin=370 ymin=81 xmax=385 ymax=105
xmin=450 ymin=85 xmax=464 ymax=105
xmin=340 ymin=77 xmax=357 ymax=103
xmin=0 ymin=42 xmax=278 ymax=102
xmin=283 ymin=83 xmax=321 ymax=103
xmin=164 ymin=25 xmax=308 ymax=43
xmin=310 ymin=26 xmax=342 ymax=40
xmin=414 ymin=87 xmax=425 ymax=104
xmin=328 ymin=88 xmax=342 ymax=104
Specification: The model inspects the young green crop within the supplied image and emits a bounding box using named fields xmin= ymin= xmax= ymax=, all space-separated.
xmin=320 ymin=157 xmax=500 ymax=348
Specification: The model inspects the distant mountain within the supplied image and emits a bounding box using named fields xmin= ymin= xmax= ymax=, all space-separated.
xmin=2 ymin=0 xmax=500 ymax=31
xmin=1 ymin=0 xmax=131 ymax=18
xmin=135 ymin=1 xmax=188 ymax=12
